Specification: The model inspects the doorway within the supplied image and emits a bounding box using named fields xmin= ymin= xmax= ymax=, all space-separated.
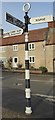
xmin=13 ymin=57 xmax=18 ymax=68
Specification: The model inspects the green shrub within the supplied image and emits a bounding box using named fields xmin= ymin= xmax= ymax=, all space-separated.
xmin=30 ymin=66 xmax=34 ymax=69
xmin=29 ymin=65 xmax=36 ymax=70
xmin=17 ymin=63 xmax=22 ymax=68
xmin=39 ymin=66 xmax=48 ymax=73
xmin=7 ymin=57 xmax=12 ymax=69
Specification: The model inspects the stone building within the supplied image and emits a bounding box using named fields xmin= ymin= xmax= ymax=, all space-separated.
xmin=0 ymin=21 xmax=55 ymax=72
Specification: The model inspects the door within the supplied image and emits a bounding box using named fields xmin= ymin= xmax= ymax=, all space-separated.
xmin=13 ymin=57 xmax=18 ymax=68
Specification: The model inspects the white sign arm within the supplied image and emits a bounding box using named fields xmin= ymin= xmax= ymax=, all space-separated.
xmin=30 ymin=15 xmax=53 ymax=24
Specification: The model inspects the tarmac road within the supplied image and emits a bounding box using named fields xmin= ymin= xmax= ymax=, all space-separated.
xmin=1 ymin=71 xmax=55 ymax=118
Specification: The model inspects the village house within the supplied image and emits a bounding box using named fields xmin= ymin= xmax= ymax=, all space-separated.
xmin=0 ymin=21 xmax=55 ymax=72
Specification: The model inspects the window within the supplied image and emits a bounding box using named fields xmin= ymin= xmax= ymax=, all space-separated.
xmin=29 ymin=43 xmax=35 ymax=50
xmin=29 ymin=56 xmax=35 ymax=63
xmin=29 ymin=57 xmax=31 ymax=63
xmin=33 ymin=57 xmax=34 ymax=62
xmin=13 ymin=45 xmax=18 ymax=51
xmin=29 ymin=44 xmax=31 ymax=50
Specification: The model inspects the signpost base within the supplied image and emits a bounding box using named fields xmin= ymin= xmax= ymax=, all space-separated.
xmin=25 ymin=107 xmax=32 ymax=114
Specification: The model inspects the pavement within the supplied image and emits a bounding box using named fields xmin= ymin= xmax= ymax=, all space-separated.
xmin=2 ymin=68 xmax=55 ymax=74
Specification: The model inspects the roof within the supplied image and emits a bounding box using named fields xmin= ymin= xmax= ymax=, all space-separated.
xmin=0 ymin=27 xmax=55 ymax=46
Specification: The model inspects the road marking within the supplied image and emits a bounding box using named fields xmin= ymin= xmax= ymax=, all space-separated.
xmin=0 ymin=76 xmax=5 ymax=79
xmin=32 ymin=93 xmax=55 ymax=102
xmin=18 ymin=79 xmax=53 ymax=83
xmin=2 ymin=75 xmax=54 ymax=83
xmin=15 ymin=83 xmax=23 ymax=86
xmin=0 ymin=77 xmax=2 ymax=78
xmin=32 ymin=93 xmax=55 ymax=98
xmin=31 ymin=79 xmax=53 ymax=82
xmin=17 ymin=83 xmax=22 ymax=86
xmin=2 ymin=75 xmax=13 ymax=79
xmin=45 ymin=98 xmax=55 ymax=102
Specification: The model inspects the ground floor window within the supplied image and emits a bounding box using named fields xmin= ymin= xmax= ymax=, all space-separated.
xmin=29 ymin=56 xmax=35 ymax=63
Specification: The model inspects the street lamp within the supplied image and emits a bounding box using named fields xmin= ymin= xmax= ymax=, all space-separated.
xmin=23 ymin=3 xmax=32 ymax=114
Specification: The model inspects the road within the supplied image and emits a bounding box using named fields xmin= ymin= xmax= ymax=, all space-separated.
xmin=2 ymin=71 xmax=54 ymax=97
xmin=1 ymin=71 xmax=55 ymax=118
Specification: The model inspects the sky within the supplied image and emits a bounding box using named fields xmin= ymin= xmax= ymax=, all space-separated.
xmin=0 ymin=1 xmax=54 ymax=32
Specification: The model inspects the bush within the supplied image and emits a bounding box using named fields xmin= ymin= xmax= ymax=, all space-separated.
xmin=7 ymin=57 xmax=12 ymax=69
xmin=30 ymin=66 xmax=35 ymax=69
xmin=17 ymin=63 xmax=22 ymax=69
xmin=39 ymin=66 xmax=48 ymax=73
xmin=29 ymin=64 xmax=36 ymax=70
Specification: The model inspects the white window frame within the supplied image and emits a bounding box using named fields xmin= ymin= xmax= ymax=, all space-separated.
xmin=29 ymin=56 xmax=35 ymax=63
xmin=13 ymin=45 xmax=18 ymax=51
xmin=29 ymin=43 xmax=35 ymax=50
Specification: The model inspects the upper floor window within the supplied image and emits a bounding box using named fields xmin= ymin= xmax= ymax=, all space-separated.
xmin=13 ymin=45 xmax=18 ymax=51
xmin=29 ymin=43 xmax=35 ymax=50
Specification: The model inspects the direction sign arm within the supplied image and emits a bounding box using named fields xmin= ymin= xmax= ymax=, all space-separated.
xmin=6 ymin=12 xmax=25 ymax=29
xmin=30 ymin=15 xmax=53 ymax=24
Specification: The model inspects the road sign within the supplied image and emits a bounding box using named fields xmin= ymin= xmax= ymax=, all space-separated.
xmin=6 ymin=12 xmax=25 ymax=29
xmin=30 ymin=15 xmax=53 ymax=24
xmin=3 ymin=29 xmax=23 ymax=38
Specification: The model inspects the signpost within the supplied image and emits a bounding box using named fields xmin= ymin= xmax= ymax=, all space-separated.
xmin=6 ymin=3 xmax=32 ymax=115
xmin=3 ymin=29 xmax=23 ymax=38
xmin=6 ymin=12 xmax=25 ymax=29
xmin=6 ymin=2 xmax=53 ymax=115
xmin=23 ymin=3 xmax=32 ymax=114
xmin=30 ymin=15 xmax=53 ymax=24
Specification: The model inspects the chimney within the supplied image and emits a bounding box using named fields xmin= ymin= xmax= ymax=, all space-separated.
xmin=48 ymin=21 xmax=55 ymax=28
xmin=0 ymin=29 xmax=3 ymax=38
